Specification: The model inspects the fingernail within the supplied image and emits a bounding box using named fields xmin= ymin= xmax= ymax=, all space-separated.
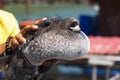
xmin=33 ymin=25 xmax=39 ymax=28
xmin=42 ymin=17 xmax=47 ymax=20
xmin=23 ymin=38 xmax=26 ymax=44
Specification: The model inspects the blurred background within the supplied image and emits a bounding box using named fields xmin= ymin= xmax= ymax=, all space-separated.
xmin=1 ymin=0 xmax=120 ymax=80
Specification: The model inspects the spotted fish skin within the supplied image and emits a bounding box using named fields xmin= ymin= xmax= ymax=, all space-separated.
xmin=23 ymin=17 xmax=90 ymax=66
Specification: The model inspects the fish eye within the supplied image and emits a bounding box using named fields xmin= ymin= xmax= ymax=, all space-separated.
xmin=69 ymin=21 xmax=80 ymax=32
xmin=70 ymin=21 xmax=78 ymax=27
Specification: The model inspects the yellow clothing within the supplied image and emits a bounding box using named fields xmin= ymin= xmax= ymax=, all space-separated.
xmin=0 ymin=10 xmax=20 ymax=44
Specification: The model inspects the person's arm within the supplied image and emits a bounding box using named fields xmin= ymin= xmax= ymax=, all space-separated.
xmin=0 ymin=43 xmax=6 ymax=55
xmin=0 ymin=25 xmax=38 ymax=55
xmin=0 ymin=18 xmax=47 ymax=56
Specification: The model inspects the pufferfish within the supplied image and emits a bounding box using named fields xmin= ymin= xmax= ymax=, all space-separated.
xmin=21 ymin=17 xmax=90 ymax=66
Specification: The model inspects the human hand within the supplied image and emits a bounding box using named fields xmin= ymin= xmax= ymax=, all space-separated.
xmin=9 ymin=18 xmax=47 ymax=50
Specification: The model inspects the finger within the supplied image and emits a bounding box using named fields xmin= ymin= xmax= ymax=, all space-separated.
xmin=20 ymin=25 xmax=38 ymax=37
xmin=10 ymin=38 xmax=19 ymax=50
xmin=34 ymin=17 xmax=47 ymax=24
xmin=20 ymin=18 xmax=47 ymax=37
xmin=15 ymin=34 xmax=26 ymax=44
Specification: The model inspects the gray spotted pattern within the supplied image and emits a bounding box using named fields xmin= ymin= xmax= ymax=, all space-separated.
xmin=23 ymin=18 xmax=90 ymax=66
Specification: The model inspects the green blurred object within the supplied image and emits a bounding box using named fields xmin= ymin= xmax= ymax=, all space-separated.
xmin=3 ymin=4 xmax=96 ymax=23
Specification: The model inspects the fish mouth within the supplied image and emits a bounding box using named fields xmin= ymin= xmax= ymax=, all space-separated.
xmin=68 ymin=18 xmax=81 ymax=32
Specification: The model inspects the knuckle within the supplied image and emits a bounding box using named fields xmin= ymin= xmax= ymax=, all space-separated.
xmin=12 ymin=38 xmax=19 ymax=46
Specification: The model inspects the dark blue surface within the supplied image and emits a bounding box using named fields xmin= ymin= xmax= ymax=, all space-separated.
xmin=0 ymin=72 xmax=3 ymax=78
xmin=79 ymin=15 xmax=93 ymax=35
xmin=92 ymin=15 xmax=99 ymax=35
xmin=85 ymin=67 xmax=120 ymax=77
xmin=79 ymin=15 xmax=99 ymax=35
